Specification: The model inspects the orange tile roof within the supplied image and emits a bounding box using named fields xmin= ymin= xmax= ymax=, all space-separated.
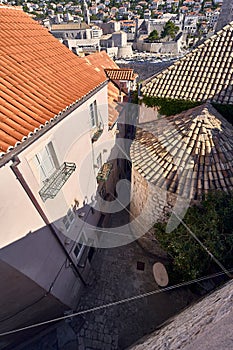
xmin=105 ymin=69 xmax=137 ymax=81
xmin=81 ymin=53 xmax=138 ymax=86
xmin=82 ymin=51 xmax=119 ymax=74
xmin=0 ymin=7 xmax=109 ymax=154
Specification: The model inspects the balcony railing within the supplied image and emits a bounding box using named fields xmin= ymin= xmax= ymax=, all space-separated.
xmin=91 ymin=127 xmax=103 ymax=143
xmin=39 ymin=162 xmax=76 ymax=202
xmin=96 ymin=162 xmax=113 ymax=184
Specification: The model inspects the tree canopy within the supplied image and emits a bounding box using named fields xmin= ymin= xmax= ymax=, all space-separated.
xmin=154 ymin=191 xmax=233 ymax=282
xmin=161 ymin=20 xmax=179 ymax=39
xmin=148 ymin=29 xmax=159 ymax=42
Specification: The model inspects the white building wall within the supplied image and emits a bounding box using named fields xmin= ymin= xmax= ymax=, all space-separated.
xmin=0 ymin=83 xmax=118 ymax=325
xmin=0 ymin=84 xmax=115 ymax=249
xmin=0 ymin=165 xmax=44 ymax=248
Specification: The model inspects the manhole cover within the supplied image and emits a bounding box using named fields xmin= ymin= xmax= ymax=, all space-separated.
xmin=153 ymin=262 xmax=169 ymax=287
xmin=137 ymin=261 xmax=145 ymax=271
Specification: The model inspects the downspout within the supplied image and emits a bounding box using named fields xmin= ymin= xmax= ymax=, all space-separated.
xmin=10 ymin=156 xmax=87 ymax=286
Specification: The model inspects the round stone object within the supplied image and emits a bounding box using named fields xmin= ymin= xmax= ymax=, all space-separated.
xmin=153 ymin=262 xmax=169 ymax=287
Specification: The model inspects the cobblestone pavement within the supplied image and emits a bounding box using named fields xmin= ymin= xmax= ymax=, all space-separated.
xmin=19 ymin=210 xmax=196 ymax=350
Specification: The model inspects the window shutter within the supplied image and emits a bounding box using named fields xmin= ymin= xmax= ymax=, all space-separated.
xmin=47 ymin=142 xmax=60 ymax=169
xmin=33 ymin=142 xmax=59 ymax=182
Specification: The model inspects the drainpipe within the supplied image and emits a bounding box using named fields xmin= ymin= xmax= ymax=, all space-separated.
xmin=10 ymin=156 xmax=87 ymax=286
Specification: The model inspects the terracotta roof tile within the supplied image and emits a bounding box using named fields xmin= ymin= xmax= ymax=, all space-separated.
xmin=82 ymin=51 xmax=119 ymax=73
xmin=130 ymin=104 xmax=233 ymax=200
xmin=142 ymin=22 xmax=233 ymax=104
xmin=105 ymin=68 xmax=137 ymax=81
xmin=0 ymin=7 xmax=109 ymax=154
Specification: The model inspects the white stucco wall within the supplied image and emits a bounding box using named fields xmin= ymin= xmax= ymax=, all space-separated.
xmin=0 ymin=165 xmax=44 ymax=248
xmin=0 ymin=84 xmax=119 ymax=317
xmin=0 ymin=84 xmax=116 ymax=248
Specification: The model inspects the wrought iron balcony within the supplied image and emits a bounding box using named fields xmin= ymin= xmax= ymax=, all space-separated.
xmin=96 ymin=162 xmax=113 ymax=184
xmin=91 ymin=127 xmax=103 ymax=143
xmin=39 ymin=162 xmax=76 ymax=202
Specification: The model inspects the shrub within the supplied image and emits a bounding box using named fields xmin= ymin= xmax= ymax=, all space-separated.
xmin=154 ymin=191 xmax=233 ymax=282
xmin=142 ymin=96 xmax=201 ymax=116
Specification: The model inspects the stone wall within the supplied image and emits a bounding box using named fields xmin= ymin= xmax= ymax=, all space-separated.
xmin=129 ymin=279 xmax=233 ymax=350
xmin=112 ymin=32 xmax=127 ymax=47
xmin=130 ymin=167 xmax=178 ymax=234
xmin=117 ymin=45 xmax=133 ymax=58
xmin=130 ymin=165 xmax=193 ymax=238
xmin=138 ymin=104 xmax=159 ymax=124
xmin=134 ymin=41 xmax=179 ymax=55
xmin=130 ymin=166 xmax=148 ymax=219
xmin=148 ymin=23 xmax=164 ymax=36
xmin=159 ymin=41 xmax=179 ymax=55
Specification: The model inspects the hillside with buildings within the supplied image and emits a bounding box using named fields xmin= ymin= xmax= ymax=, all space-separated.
xmin=1 ymin=0 xmax=226 ymax=58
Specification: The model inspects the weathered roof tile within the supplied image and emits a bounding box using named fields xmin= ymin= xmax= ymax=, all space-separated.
xmin=142 ymin=22 xmax=233 ymax=104
xmin=105 ymin=68 xmax=137 ymax=81
xmin=130 ymin=103 xmax=233 ymax=200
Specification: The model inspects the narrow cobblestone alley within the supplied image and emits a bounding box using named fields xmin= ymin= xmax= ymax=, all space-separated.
xmin=18 ymin=209 xmax=196 ymax=350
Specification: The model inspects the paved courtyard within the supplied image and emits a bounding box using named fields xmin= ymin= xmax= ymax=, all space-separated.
xmin=18 ymin=210 xmax=196 ymax=350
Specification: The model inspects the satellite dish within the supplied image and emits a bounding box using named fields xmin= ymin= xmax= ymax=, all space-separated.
xmin=153 ymin=262 xmax=169 ymax=287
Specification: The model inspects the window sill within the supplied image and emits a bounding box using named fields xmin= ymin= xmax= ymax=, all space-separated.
xmin=91 ymin=128 xmax=103 ymax=143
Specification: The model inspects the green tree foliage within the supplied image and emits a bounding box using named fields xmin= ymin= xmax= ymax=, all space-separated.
xmin=15 ymin=0 xmax=24 ymax=5
xmin=154 ymin=191 xmax=233 ymax=282
xmin=131 ymin=89 xmax=139 ymax=104
xmin=148 ymin=29 xmax=159 ymax=42
xmin=142 ymin=96 xmax=201 ymax=116
xmin=22 ymin=5 xmax=28 ymax=12
xmin=90 ymin=14 xmax=98 ymax=21
xmin=161 ymin=20 xmax=179 ymax=39
xmin=171 ymin=4 xmax=178 ymax=13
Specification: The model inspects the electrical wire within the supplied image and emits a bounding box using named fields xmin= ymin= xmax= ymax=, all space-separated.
xmin=0 ymin=105 xmax=131 ymax=329
xmin=113 ymin=140 xmax=232 ymax=279
xmin=0 ymin=268 xmax=232 ymax=338
xmin=171 ymin=210 xmax=233 ymax=278
xmin=109 ymin=186 xmax=232 ymax=280
xmin=0 ymin=131 xmax=97 ymax=324
xmin=2 ymin=109 xmax=231 ymax=337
